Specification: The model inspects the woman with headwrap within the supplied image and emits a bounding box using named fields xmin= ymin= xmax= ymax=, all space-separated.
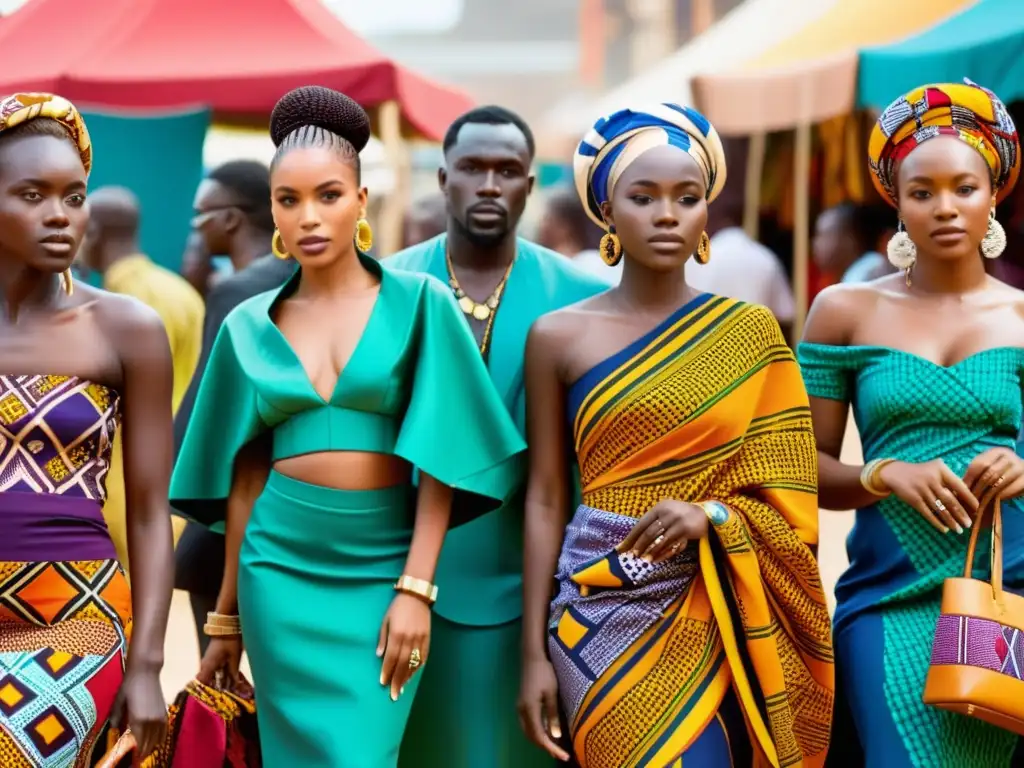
xmin=519 ymin=104 xmax=834 ymax=768
xmin=800 ymin=79 xmax=1024 ymax=765
xmin=0 ymin=94 xmax=173 ymax=764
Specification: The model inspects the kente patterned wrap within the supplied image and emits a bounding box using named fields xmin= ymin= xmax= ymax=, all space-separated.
xmin=0 ymin=375 xmax=130 ymax=767
xmin=550 ymin=294 xmax=833 ymax=768
xmin=798 ymin=343 xmax=1024 ymax=766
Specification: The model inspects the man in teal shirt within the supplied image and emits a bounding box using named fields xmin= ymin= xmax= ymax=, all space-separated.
xmin=387 ymin=106 xmax=609 ymax=767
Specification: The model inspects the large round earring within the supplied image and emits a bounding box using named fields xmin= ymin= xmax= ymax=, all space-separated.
xmin=981 ymin=208 xmax=1006 ymax=259
xmin=886 ymin=220 xmax=917 ymax=271
xmin=599 ymin=228 xmax=622 ymax=266
xmin=61 ymin=269 xmax=73 ymax=296
xmin=355 ymin=217 xmax=373 ymax=252
xmin=694 ymin=231 xmax=711 ymax=265
xmin=272 ymin=229 xmax=290 ymax=260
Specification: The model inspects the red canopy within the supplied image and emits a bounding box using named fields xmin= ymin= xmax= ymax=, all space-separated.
xmin=0 ymin=0 xmax=472 ymax=141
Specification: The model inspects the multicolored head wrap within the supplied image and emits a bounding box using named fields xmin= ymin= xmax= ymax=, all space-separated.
xmin=573 ymin=103 xmax=726 ymax=230
xmin=0 ymin=93 xmax=92 ymax=174
xmin=868 ymin=79 xmax=1020 ymax=207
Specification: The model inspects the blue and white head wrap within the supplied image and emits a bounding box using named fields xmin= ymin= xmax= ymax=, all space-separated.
xmin=573 ymin=103 xmax=727 ymax=230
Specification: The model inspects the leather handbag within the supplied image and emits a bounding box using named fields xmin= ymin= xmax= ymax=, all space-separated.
xmin=95 ymin=729 xmax=136 ymax=768
xmin=923 ymin=490 xmax=1024 ymax=735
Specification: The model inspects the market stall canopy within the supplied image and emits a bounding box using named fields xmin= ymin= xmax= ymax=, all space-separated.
xmin=0 ymin=0 xmax=472 ymax=141
xmin=858 ymin=0 xmax=1024 ymax=111
xmin=692 ymin=0 xmax=975 ymax=136
xmin=537 ymin=0 xmax=834 ymax=157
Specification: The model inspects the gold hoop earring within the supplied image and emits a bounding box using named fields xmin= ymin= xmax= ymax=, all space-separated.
xmin=272 ymin=229 xmax=290 ymax=260
xmin=355 ymin=217 xmax=373 ymax=252
xmin=599 ymin=229 xmax=622 ymax=266
xmin=694 ymin=231 xmax=711 ymax=265
xmin=61 ymin=269 xmax=73 ymax=296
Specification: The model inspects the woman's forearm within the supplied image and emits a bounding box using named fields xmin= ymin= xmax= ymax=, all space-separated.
xmin=817 ymin=451 xmax=881 ymax=511
xmin=402 ymin=473 xmax=453 ymax=583
xmin=215 ymin=446 xmax=269 ymax=615
xmin=126 ymin=500 xmax=174 ymax=672
xmin=522 ymin=497 xmax=566 ymax=661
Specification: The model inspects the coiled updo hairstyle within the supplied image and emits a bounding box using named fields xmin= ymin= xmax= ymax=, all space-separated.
xmin=269 ymin=86 xmax=372 ymax=182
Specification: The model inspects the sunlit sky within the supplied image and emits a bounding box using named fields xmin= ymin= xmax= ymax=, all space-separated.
xmin=0 ymin=0 xmax=464 ymax=35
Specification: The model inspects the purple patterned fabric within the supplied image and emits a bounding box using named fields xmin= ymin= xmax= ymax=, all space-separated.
xmin=547 ymin=504 xmax=698 ymax=720
xmin=931 ymin=614 xmax=1024 ymax=681
xmin=0 ymin=492 xmax=115 ymax=560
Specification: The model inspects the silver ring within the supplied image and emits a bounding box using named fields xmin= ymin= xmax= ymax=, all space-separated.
xmin=934 ymin=499 xmax=947 ymax=512
xmin=653 ymin=534 xmax=665 ymax=546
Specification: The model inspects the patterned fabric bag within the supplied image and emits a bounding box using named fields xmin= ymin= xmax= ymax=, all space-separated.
xmin=923 ymin=493 xmax=1024 ymax=734
xmin=96 ymin=677 xmax=261 ymax=767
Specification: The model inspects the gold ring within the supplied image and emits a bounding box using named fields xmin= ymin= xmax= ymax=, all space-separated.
xmin=654 ymin=534 xmax=665 ymax=546
xmin=408 ymin=648 xmax=422 ymax=670
xmin=995 ymin=475 xmax=1006 ymax=487
xmin=670 ymin=541 xmax=681 ymax=552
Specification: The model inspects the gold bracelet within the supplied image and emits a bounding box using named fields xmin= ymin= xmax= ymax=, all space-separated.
xmin=205 ymin=612 xmax=241 ymax=628
xmin=203 ymin=623 xmax=242 ymax=637
xmin=860 ymin=458 xmax=895 ymax=497
xmin=394 ymin=575 xmax=438 ymax=606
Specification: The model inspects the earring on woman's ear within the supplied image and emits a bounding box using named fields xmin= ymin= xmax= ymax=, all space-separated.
xmin=61 ymin=269 xmax=73 ymax=296
xmin=981 ymin=207 xmax=1006 ymax=259
xmin=694 ymin=231 xmax=711 ymax=265
xmin=272 ymin=229 xmax=290 ymax=260
xmin=599 ymin=226 xmax=622 ymax=267
xmin=355 ymin=216 xmax=373 ymax=252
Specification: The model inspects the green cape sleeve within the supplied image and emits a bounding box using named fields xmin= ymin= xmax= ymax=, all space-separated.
xmin=169 ymin=322 xmax=265 ymax=528
xmin=394 ymin=277 xmax=527 ymax=526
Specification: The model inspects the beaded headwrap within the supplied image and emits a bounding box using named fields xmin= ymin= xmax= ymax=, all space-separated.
xmin=868 ymin=79 xmax=1020 ymax=206
xmin=573 ymin=103 xmax=727 ymax=231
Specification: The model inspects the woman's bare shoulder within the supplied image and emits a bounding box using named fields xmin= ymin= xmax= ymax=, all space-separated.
xmin=802 ymin=279 xmax=889 ymax=345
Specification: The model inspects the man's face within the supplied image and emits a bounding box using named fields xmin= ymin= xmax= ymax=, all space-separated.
xmin=191 ymin=179 xmax=242 ymax=256
xmin=441 ymin=122 xmax=534 ymax=248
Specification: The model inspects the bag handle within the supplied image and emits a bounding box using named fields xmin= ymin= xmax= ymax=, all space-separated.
xmin=962 ymin=486 xmax=1004 ymax=608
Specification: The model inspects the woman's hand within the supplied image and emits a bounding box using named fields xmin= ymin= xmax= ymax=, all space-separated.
xmin=517 ymin=656 xmax=570 ymax=762
xmin=115 ymin=668 xmax=167 ymax=760
xmin=877 ymin=459 xmax=978 ymax=534
xmin=618 ymin=499 xmax=708 ymax=563
xmin=963 ymin=447 xmax=1024 ymax=501
xmin=196 ymin=636 xmax=243 ymax=690
xmin=377 ymin=593 xmax=430 ymax=702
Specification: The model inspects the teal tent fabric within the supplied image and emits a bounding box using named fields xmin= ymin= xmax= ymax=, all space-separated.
xmin=83 ymin=107 xmax=210 ymax=274
xmin=858 ymin=0 xmax=1024 ymax=111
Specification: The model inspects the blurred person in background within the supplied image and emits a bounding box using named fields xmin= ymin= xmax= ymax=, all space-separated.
xmin=520 ymin=103 xmax=832 ymax=768
xmin=812 ymin=202 xmax=896 ymax=284
xmin=388 ymin=105 xmax=607 ymax=768
xmin=173 ymin=160 xmax=295 ymax=654
xmin=0 ymin=92 xmax=172 ymax=764
xmin=180 ymin=228 xmax=216 ymax=297
xmin=172 ymin=86 xmax=524 ymax=767
xmin=685 ymin=194 xmax=796 ymax=338
xmin=535 ymin=184 xmax=616 ymax=283
xmin=79 ymin=185 xmax=204 ymax=567
xmin=800 ymin=80 xmax=1024 ymax=767
xmin=402 ymin=193 xmax=447 ymax=249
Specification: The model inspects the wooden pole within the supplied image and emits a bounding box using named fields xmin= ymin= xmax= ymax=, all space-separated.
xmin=743 ymin=131 xmax=766 ymax=239
xmin=691 ymin=0 xmax=714 ymax=37
xmin=376 ymin=100 xmax=407 ymax=258
xmin=792 ymin=122 xmax=812 ymax=339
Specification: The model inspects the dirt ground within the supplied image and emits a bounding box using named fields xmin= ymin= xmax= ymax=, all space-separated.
xmin=159 ymin=418 xmax=862 ymax=700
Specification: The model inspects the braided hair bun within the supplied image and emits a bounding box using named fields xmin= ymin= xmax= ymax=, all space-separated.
xmin=270 ymin=86 xmax=371 ymax=152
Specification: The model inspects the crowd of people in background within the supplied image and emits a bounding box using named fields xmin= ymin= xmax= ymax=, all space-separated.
xmin=1 ymin=75 xmax=1023 ymax=768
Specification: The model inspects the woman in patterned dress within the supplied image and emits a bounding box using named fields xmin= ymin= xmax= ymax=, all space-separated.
xmin=0 ymin=93 xmax=173 ymax=766
xmin=800 ymin=80 xmax=1024 ymax=766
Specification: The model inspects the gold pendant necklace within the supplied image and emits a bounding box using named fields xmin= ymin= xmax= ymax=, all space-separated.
xmin=445 ymin=248 xmax=515 ymax=354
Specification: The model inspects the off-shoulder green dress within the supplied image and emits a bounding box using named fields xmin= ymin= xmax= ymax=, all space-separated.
xmin=170 ymin=252 xmax=526 ymax=768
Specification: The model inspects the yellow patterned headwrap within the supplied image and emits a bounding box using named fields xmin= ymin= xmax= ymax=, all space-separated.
xmin=868 ymin=79 xmax=1019 ymax=207
xmin=0 ymin=93 xmax=92 ymax=174
xmin=574 ymin=103 xmax=727 ymax=231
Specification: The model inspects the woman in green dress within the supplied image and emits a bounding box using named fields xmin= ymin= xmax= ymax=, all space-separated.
xmin=170 ymin=86 xmax=525 ymax=767
xmin=799 ymin=80 xmax=1024 ymax=766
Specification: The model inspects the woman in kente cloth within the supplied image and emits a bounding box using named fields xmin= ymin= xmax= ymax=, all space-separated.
xmin=170 ymin=86 xmax=525 ymax=768
xmin=518 ymin=104 xmax=834 ymax=768
xmin=0 ymin=94 xmax=173 ymax=765
xmin=800 ymin=80 xmax=1024 ymax=767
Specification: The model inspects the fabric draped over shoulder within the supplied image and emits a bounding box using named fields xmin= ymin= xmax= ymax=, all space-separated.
xmin=868 ymin=79 xmax=1020 ymax=206
xmin=573 ymin=103 xmax=726 ymax=232
xmin=0 ymin=92 xmax=92 ymax=172
xmin=551 ymin=296 xmax=833 ymax=768
xmin=169 ymin=264 xmax=526 ymax=530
